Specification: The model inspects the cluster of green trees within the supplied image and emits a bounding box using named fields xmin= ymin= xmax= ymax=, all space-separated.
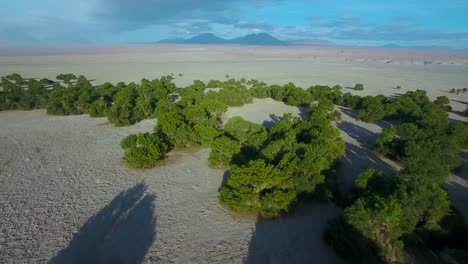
xmin=219 ymin=110 xmax=345 ymax=218
xmin=0 ymin=73 xmax=178 ymax=126
xmin=0 ymin=74 xmax=51 ymax=110
xmin=326 ymin=90 xmax=468 ymax=263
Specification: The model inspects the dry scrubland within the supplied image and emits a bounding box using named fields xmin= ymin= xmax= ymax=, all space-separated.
xmin=0 ymin=45 xmax=468 ymax=263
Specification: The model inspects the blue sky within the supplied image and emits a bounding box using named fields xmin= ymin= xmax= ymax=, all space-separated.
xmin=1 ymin=0 xmax=468 ymax=48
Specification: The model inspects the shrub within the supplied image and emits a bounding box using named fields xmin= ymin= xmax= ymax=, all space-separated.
xmin=434 ymin=96 xmax=452 ymax=111
xmin=354 ymin=83 xmax=364 ymax=91
xmin=223 ymin=117 xmax=267 ymax=148
xmin=219 ymin=159 xmax=297 ymax=218
xmin=357 ymin=96 xmax=385 ymax=123
xmin=208 ymin=136 xmax=242 ymax=168
xmin=107 ymin=84 xmax=138 ymax=126
xmin=121 ymin=133 xmax=169 ymax=168
xmin=345 ymin=196 xmax=404 ymax=263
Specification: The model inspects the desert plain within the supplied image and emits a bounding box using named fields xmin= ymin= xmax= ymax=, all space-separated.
xmin=0 ymin=44 xmax=467 ymax=263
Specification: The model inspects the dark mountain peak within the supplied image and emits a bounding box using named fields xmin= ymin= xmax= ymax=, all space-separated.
xmin=159 ymin=32 xmax=286 ymax=46
xmin=185 ymin=33 xmax=226 ymax=44
xmin=230 ymin=33 xmax=286 ymax=46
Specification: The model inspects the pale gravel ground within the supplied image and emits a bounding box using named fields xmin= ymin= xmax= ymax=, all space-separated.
xmin=0 ymin=45 xmax=467 ymax=263
xmin=0 ymin=108 xmax=343 ymax=264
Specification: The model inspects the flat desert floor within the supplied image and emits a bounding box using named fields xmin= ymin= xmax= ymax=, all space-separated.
xmin=0 ymin=45 xmax=467 ymax=263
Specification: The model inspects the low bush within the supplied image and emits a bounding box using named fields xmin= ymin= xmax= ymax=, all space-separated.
xmin=354 ymin=83 xmax=364 ymax=91
xmin=121 ymin=133 xmax=169 ymax=168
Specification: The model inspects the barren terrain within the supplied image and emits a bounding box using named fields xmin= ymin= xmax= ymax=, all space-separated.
xmin=0 ymin=45 xmax=467 ymax=263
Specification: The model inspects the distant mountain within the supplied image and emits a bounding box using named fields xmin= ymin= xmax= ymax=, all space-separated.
xmin=229 ymin=33 xmax=287 ymax=45
xmin=185 ymin=33 xmax=227 ymax=44
xmin=287 ymin=39 xmax=336 ymax=46
xmin=380 ymin=44 xmax=454 ymax=50
xmin=158 ymin=33 xmax=287 ymax=46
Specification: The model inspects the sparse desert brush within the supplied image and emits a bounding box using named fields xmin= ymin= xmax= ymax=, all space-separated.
xmin=121 ymin=133 xmax=169 ymax=169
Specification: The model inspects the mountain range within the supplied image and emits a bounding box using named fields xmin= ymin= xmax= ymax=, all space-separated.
xmin=158 ymin=33 xmax=463 ymax=50
xmin=158 ymin=33 xmax=333 ymax=46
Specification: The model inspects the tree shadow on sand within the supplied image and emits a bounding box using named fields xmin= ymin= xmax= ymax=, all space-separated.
xmin=245 ymin=203 xmax=344 ymax=264
xmin=336 ymin=143 xmax=396 ymax=191
xmin=50 ymin=183 xmax=156 ymax=264
xmin=336 ymin=121 xmax=378 ymax=148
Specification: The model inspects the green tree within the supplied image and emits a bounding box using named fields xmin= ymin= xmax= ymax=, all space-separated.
xmin=354 ymin=83 xmax=364 ymax=91
xmin=208 ymin=136 xmax=242 ymax=168
xmin=219 ymin=159 xmax=297 ymax=217
xmin=358 ymin=96 xmax=385 ymax=123
xmin=107 ymin=84 xmax=138 ymax=126
xmin=121 ymin=133 xmax=169 ymax=168
xmin=224 ymin=117 xmax=267 ymax=148
xmin=345 ymin=196 xmax=404 ymax=263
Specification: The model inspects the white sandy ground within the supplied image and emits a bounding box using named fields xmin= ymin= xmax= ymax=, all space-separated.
xmin=0 ymin=45 xmax=467 ymax=263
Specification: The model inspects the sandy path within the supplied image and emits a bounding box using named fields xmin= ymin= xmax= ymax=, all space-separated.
xmin=0 ymin=109 xmax=342 ymax=264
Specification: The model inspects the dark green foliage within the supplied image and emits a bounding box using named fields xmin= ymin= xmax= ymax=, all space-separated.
xmin=341 ymin=92 xmax=362 ymax=108
xmin=206 ymin=82 xmax=252 ymax=106
xmin=251 ymin=82 xmax=313 ymax=106
xmin=223 ymin=117 xmax=267 ymax=148
xmin=219 ymin=159 xmax=297 ymax=217
xmin=308 ymin=85 xmax=343 ymax=103
xmin=346 ymin=196 xmax=404 ymax=263
xmin=355 ymin=168 xmax=386 ymax=192
xmin=433 ymin=96 xmax=452 ymax=111
xmin=107 ymin=84 xmax=138 ymax=126
xmin=209 ymin=136 xmax=242 ymax=168
xmin=120 ymin=134 xmax=138 ymax=149
xmin=121 ymin=133 xmax=169 ymax=168
xmin=219 ymin=111 xmax=345 ymax=218
xmin=200 ymin=99 xmax=227 ymax=119
xmin=0 ymin=76 xmax=49 ymax=111
xmin=154 ymin=98 xmax=181 ymax=118
xmin=392 ymin=175 xmax=450 ymax=235
xmin=156 ymin=112 xmax=195 ymax=148
xmin=325 ymin=217 xmax=379 ymax=263
xmin=357 ymin=96 xmax=385 ymax=123
xmin=354 ymin=83 xmax=364 ymax=91
xmin=5 ymin=73 xmax=23 ymax=84
xmin=56 ymin=73 xmax=77 ymax=84
xmin=193 ymin=123 xmax=220 ymax=145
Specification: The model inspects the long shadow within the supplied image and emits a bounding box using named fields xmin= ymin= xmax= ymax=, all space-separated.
xmin=218 ymin=170 xmax=231 ymax=191
xmin=337 ymin=121 xmax=378 ymax=148
xmin=454 ymin=151 xmax=468 ymax=181
xmin=298 ymin=106 xmax=310 ymax=120
xmin=339 ymin=106 xmax=359 ymax=119
xmin=50 ymin=183 xmax=156 ymax=264
xmin=451 ymin=99 xmax=467 ymax=105
xmin=246 ymin=203 xmax=343 ymax=264
xmin=262 ymin=114 xmax=283 ymax=128
xmin=336 ymin=143 xmax=396 ymax=191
